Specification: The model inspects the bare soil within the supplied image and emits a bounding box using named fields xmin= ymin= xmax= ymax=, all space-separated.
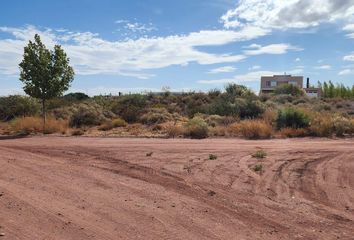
xmin=0 ymin=137 xmax=353 ymax=240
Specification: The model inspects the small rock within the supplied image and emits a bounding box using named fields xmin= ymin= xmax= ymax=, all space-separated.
xmin=0 ymin=233 xmax=5 ymax=237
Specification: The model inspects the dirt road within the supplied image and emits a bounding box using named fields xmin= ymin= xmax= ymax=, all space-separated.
xmin=0 ymin=137 xmax=353 ymax=239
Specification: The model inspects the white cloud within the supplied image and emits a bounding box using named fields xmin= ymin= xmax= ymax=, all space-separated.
xmin=343 ymin=23 xmax=354 ymax=38
xmin=314 ymin=65 xmax=331 ymax=70
xmin=115 ymin=20 xmax=157 ymax=34
xmin=0 ymin=25 xmax=270 ymax=78
xmin=198 ymin=68 xmax=303 ymax=84
xmin=221 ymin=0 xmax=354 ymax=30
xmin=295 ymin=57 xmax=301 ymax=62
xmin=343 ymin=53 xmax=354 ymax=61
xmin=243 ymin=43 xmax=302 ymax=56
xmin=338 ymin=69 xmax=354 ymax=75
xmin=208 ymin=66 xmax=236 ymax=74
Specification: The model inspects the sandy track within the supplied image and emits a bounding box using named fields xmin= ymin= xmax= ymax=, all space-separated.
xmin=0 ymin=137 xmax=353 ymax=240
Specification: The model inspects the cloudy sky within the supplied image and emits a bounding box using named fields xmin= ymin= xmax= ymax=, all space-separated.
xmin=1 ymin=0 xmax=354 ymax=95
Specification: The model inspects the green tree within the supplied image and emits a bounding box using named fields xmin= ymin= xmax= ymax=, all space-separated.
xmin=19 ymin=34 xmax=74 ymax=131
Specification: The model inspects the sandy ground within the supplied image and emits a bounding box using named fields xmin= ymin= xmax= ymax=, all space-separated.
xmin=0 ymin=137 xmax=353 ymax=240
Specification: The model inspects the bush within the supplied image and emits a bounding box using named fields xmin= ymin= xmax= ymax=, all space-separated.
xmin=140 ymin=108 xmax=173 ymax=125
xmin=111 ymin=94 xmax=147 ymax=123
xmin=184 ymin=117 xmax=209 ymax=139
xmin=11 ymin=117 xmax=68 ymax=134
xmin=69 ymin=103 xmax=109 ymax=127
xmin=0 ymin=95 xmax=40 ymax=121
xmin=71 ymin=129 xmax=84 ymax=136
xmin=112 ymin=118 xmax=127 ymax=127
xmin=163 ymin=122 xmax=184 ymax=138
xmin=309 ymin=113 xmax=354 ymax=137
xmin=208 ymin=98 xmax=265 ymax=118
xmin=276 ymin=108 xmax=310 ymax=129
xmin=98 ymin=118 xmax=128 ymax=131
xmin=230 ymin=120 xmax=273 ymax=139
xmin=63 ymin=92 xmax=89 ymax=101
xmin=209 ymin=154 xmax=218 ymax=160
xmin=225 ymin=83 xmax=255 ymax=98
xmin=274 ymin=84 xmax=304 ymax=97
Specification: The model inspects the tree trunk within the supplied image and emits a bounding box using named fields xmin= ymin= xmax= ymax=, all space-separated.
xmin=42 ymin=99 xmax=46 ymax=134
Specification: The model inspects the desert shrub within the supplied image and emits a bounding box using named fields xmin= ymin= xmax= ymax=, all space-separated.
xmin=274 ymin=84 xmax=304 ymax=97
xmin=209 ymin=154 xmax=218 ymax=160
xmin=111 ymin=94 xmax=147 ymax=122
xmin=98 ymin=121 xmax=114 ymax=131
xmin=272 ymin=94 xmax=295 ymax=104
xmin=308 ymin=113 xmax=354 ymax=137
xmin=208 ymin=126 xmax=228 ymax=137
xmin=279 ymin=128 xmax=308 ymax=138
xmin=184 ymin=117 xmax=209 ymax=139
xmin=0 ymin=95 xmax=40 ymax=121
xmin=71 ymin=129 xmax=84 ymax=136
xmin=112 ymin=118 xmax=127 ymax=127
xmin=237 ymin=99 xmax=265 ymax=119
xmin=262 ymin=109 xmax=277 ymax=124
xmin=204 ymin=114 xmax=224 ymax=127
xmin=163 ymin=122 xmax=185 ymax=138
xmin=69 ymin=103 xmax=109 ymax=127
xmin=208 ymin=98 xmax=264 ymax=118
xmin=276 ymin=108 xmax=310 ymax=129
xmin=225 ymin=83 xmax=255 ymax=98
xmin=140 ymin=108 xmax=173 ymax=125
xmin=230 ymin=120 xmax=273 ymax=139
xmin=63 ymin=92 xmax=89 ymax=101
xmin=11 ymin=117 xmax=68 ymax=134
xmin=293 ymin=97 xmax=308 ymax=105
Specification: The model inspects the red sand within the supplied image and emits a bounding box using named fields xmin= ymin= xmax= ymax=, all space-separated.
xmin=0 ymin=137 xmax=353 ymax=239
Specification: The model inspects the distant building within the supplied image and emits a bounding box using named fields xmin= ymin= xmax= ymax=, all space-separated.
xmin=260 ymin=74 xmax=321 ymax=98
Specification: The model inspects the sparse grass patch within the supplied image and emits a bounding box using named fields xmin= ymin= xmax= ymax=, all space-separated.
xmin=253 ymin=164 xmax=263 ymax=172
xmin=252 ymin=150 xmax=267 ymax=159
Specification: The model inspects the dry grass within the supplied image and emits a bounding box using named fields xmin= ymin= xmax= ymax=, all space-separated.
xmin=279 ymin=128 xmax=308 ymax=138
xmin=163 ymin=122 xmax=185 ymax=138
xmin=11 ymin=117 xmax=68 ymax=135
xmin=229 ymin=120 xmax=273 ymax=139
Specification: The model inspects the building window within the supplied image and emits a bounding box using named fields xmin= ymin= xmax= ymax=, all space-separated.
xmin=270 ymin=81 xmax=277 ymax=87
xmin=289 ymin=81 xmax=298 ymax=86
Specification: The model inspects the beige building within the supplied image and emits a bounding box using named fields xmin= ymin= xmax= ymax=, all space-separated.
xmin=260 ymin=74 xmax=321 ymax=98
xmin=260 ymin=75 xmax=303 ymax=94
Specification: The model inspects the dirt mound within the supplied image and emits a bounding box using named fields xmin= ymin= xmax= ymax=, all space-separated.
xmin=0 ymin=137 xmax=353 ymax=239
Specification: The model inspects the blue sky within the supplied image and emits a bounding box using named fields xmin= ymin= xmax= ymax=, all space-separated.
xmin=1 ymin=0 xmax=354 ymax=95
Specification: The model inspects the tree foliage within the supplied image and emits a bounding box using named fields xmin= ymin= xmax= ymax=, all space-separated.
xmin=19 ymin=34 xmax=74 ymax=129
xmin=320 ymin=81 xmax=354 ymax=99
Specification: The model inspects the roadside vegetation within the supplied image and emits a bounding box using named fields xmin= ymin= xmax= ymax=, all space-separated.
xmin=1 ymin=82 xmax=354 ymax=139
